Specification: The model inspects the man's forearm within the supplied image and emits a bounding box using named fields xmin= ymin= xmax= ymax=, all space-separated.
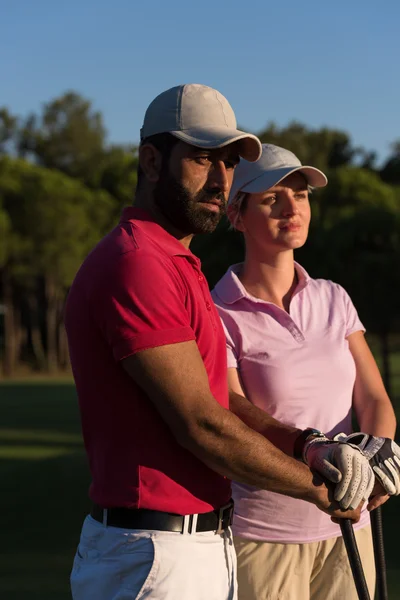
xmin=179 ymin=402 xmax=362 ymax=520
xmin=179 ymin=399 xmax=322 ymax=505
xmin=229 ymin=391 xmax=301 ymax=456
xmin=122 ymin=344 xmax=358 ymax=519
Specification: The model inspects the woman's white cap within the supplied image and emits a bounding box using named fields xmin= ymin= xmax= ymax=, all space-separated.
xmin=228 ymin=143 xmax=328 ymax=205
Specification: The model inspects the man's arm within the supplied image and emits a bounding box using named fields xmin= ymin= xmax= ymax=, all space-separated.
xmin=122 ymin=340 xmax=360 ymax=520
xmin=228 ymin=366 xmax=375 ymax=510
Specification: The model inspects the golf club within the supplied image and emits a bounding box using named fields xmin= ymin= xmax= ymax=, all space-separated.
xmin=371 ymin=506 xmax=388 ymax=600
xmin=340 ymin=518 xmax=371 ymax=600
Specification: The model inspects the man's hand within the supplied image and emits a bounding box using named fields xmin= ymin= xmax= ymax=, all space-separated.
xmin=309 ymin=476 xmax=363 ymax=523
xmin=335 ymin=432 xmax=400 ymax=497
xmin=303 ymin=436 xmax=375 ymax=510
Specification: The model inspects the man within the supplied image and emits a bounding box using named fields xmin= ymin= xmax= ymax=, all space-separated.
xmin=65 ymin=84 xmax=373 ymax=600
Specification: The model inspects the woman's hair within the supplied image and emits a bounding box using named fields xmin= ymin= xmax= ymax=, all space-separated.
xmin=228 ymin=192 xmax=249 ymax=230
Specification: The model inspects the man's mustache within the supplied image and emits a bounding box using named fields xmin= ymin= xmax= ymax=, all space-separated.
xmin=197 ymin=190 xmax=226 ymax=204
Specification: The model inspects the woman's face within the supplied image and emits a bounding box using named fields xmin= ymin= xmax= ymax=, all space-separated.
xmin=238 ymin=171 xmax=311 ymax=255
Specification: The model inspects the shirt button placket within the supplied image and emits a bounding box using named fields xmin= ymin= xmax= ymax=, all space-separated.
xmin=194 ymin=268 xmax=216 ymax=324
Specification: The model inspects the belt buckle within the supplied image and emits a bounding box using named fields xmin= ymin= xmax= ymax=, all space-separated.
xmin=216 ymin=501 xmax=234 ymax=534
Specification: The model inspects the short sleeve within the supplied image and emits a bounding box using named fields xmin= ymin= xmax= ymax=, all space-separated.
xmin=93 ymin=252 xmax=195 ymax=361
xmin=338 ymin=285 xmax=366 ymax=337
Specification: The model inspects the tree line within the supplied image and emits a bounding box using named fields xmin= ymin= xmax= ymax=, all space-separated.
xmin=1 ymin=92 xmax=399 ymax=392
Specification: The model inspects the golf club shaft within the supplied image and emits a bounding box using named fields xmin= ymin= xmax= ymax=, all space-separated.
xmin=371 ymin=506 xmax=388 ymax=600
xmin=340 ymin=518 xmax=371 ymax=600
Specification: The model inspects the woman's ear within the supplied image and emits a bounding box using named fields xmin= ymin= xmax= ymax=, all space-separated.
xmin=138 ymin=143 xmax=163 ymax=183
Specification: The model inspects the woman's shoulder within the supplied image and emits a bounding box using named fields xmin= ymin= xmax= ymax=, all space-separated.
xmin=308 ymin=274 xmax=346 ymax=294
xmin=307 ymin=276 xmax=353 ymax=310
xmin=296 ymin=263 xmax=345 ymax=298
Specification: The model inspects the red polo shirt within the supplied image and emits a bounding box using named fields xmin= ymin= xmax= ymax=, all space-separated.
xmin=65 ymin=207 xmax=231 ymax=514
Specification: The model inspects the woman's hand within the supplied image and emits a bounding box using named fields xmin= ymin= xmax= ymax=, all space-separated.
xmin=367 ymin=480 xmax=391 ymax=511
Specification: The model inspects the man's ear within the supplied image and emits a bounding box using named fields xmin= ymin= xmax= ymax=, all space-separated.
xmin=139 ymin=143 xmax=163 ymax=183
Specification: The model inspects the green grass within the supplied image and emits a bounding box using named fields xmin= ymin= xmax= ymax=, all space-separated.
xmin=0 ymin=383 xmax=90 ymax=599
xmin=0 ymin=377 xmax=400 ymax=599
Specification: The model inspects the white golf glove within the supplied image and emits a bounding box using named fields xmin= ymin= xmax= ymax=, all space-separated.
xmin=303 ymin=435 xmax=375 ymax=510
xmin=334 ymin=432 xmax=400 ymax=496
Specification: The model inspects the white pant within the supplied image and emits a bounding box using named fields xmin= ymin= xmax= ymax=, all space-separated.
xmin=71 ymin=515 xmax=237 ymax=600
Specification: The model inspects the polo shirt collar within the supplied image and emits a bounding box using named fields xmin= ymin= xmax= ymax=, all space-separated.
xmin=120 ymin=207 xmax=198 ymax=261
xmin=294 ymin=262 xmax=311 ymax=294
xmin=214 ymin=261 xmax=311 ymax=305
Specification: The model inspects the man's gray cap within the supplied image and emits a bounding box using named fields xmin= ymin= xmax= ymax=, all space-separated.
xmin=141 ymin=84 xmax=262 ymax=162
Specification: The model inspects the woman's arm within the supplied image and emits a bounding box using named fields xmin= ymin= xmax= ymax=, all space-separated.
xmin=349 ymin=330 xmax=397 ymax=508
xmin=349 ymin=331 xmax=396 ymax=438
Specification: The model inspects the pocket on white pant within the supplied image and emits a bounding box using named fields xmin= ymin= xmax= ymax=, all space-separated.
xmin=71 ymin=526 xmax=158 ymax=600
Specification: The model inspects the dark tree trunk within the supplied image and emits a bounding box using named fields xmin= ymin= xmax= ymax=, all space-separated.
xmin=2 ymin=267 xmax=17 ymax=376
xmin=58 ymin=322 xmax=69 ymax=370
xmin=57 ymin=294 xmax=69 ymax=370
xmin=45 ymin=276 xmax=59 ymax=373
xmin=27 ymin=290 xmax=46 ymax=371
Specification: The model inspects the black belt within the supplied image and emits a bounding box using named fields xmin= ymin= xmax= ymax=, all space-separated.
xmin=90 ymin=500 xmax=234 ymax=534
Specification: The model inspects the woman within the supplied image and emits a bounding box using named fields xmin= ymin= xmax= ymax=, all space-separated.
xmin=212 ymin=144 xmax=397 ymax=600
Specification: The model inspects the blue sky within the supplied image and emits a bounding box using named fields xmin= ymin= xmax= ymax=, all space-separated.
xmin=2 ymin=0 xmax=399 ymax=163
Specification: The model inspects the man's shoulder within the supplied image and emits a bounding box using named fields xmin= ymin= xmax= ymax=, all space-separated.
xmin=69 ymin=221 xmax=177 ymax=303
xmin=101 ymin=218 xmax=165 ymax=257
xmin=86 ymin=220 xmax=172 ymax=271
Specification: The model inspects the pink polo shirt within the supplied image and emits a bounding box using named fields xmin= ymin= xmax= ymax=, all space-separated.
xmin=212 ymin=262 xmax=370 ymax=543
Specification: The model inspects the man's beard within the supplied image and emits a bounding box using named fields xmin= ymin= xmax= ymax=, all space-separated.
xmin=153 ymin=168 xmax=226 ymax=235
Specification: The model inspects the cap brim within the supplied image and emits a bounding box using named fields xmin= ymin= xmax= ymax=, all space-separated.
xmin=170 ymin=128 xmax=262 ymax=162
xmin=241 ymin=166 xmax=328 ymax=193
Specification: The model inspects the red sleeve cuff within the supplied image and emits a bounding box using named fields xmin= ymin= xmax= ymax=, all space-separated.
xmin=113 ymin=327 xmax=196 ymax=361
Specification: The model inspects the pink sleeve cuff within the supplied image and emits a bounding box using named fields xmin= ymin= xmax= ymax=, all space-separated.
xmin=345 ymin=323 xmax=366 ymax=338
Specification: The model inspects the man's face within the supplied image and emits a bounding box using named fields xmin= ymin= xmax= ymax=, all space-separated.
xmin=153 ymin=141 xmax=240 ymax=235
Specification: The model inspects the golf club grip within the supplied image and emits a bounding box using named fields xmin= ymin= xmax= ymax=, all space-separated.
xmin=371 ymin=506 xmax=388 ymax=600
xmin=340 ymin=518 xmax=371 ymax=600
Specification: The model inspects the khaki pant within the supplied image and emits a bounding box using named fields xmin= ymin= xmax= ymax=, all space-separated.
xmin=234 ymin=525 xmax=375 ymax=600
